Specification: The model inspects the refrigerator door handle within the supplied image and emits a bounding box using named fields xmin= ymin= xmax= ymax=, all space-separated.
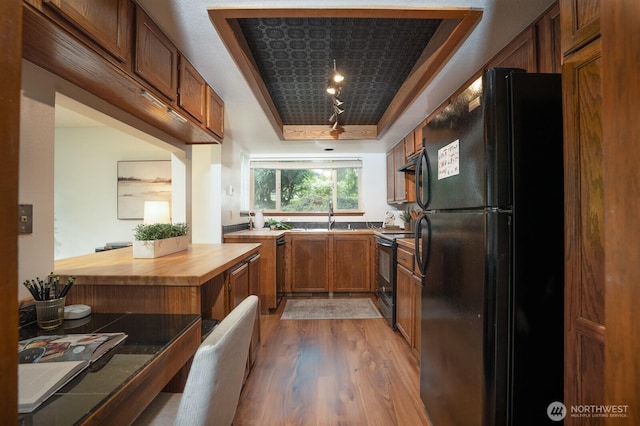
xmin=415 ymin=148 xmax=431 ymax=210
xmin=415 ymin=214 xmax=431 ymax=278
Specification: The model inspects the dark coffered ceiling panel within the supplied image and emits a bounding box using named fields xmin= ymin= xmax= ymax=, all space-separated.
xmin=237 ymin=17 xmax=442 ymax=126
xmin=209 ymin=8 xmax=482 ymax=140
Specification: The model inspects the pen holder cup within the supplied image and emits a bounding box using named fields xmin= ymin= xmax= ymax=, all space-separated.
xmin=35 ymin=297 xmax=65 ymax=330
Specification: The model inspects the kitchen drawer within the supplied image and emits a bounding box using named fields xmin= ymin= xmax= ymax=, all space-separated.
xmin=397 ymin=246 xmax=414 ymax=271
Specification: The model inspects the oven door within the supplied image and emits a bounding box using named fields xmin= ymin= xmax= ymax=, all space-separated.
xmin=376 ymin=236 xmax=396 ymax=329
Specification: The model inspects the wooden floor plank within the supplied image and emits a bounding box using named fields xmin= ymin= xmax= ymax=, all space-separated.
xmin=233 ymin=297 xmax=431 ymax=425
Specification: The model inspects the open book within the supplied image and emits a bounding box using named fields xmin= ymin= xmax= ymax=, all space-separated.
xmin=18 ymin=333 xmax=127 ymax=413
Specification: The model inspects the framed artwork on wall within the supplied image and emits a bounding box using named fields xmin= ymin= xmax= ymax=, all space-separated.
xmin=117 ymin=160 xmax=171 ymax=220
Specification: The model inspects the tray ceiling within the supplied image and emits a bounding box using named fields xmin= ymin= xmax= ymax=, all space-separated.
xmin=209 ymin=8 xmax=482 ymax=140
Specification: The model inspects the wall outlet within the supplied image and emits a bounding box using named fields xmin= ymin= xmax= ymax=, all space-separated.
xmin=19 ymin=204 xmax=33 ymax=234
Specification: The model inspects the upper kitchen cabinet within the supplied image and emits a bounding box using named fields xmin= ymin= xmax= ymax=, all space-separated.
xmin=206 ymin=86 xmax=225 ymax=140
xmin=486 ymin=27 xmax=536 ymax=72
xmin=484 ymin=2 xmax=561 ymax=74
xmin=386 ymin=139 xmax=415 ymax=205
xmin=561 ymin=0 xmax=599 ymax=55
xmin=179 ymin=56 xmax=206 ymax=123
xmin=42 ymin=0 xmax=131 ymax=65
xmin=135 ymin=4 xmax=178 ymax=102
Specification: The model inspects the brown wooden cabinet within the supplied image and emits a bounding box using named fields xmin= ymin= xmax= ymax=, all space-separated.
xmin=333 ymin=234 xmax=372 ymax=292
xmin=43 ymin=0 xmax=130 ymax=64
xmin=134 ymin=4 xmax=178 ymax=102
xmin=289 ymin=234 xmax=331 ymax=292
xmin=396 ymin=242 xmax=421 ymax=356
xmin=396 ymin=263 xmax=413 ymax=345
xmin=223 ymin=233 xmax=282 ymax=313
xmin=536 ymin=3 xmax=561 ymax=74
xmin=560 ymin=0 xmax=600 ymax=56
xmin=206 ymin=85 xmax=225 ymax=140
xmin=386 ymin=151 xmax=395 ymax=203
xmin=386 ymin=140 xmax=415 ymax=204
xmin=228 ymin=254 xmax=261 ymax=371
xmin=287 ymin=233 xmax=373 ymax=294
xmin=561 ymin=12 xmax=604 ymax=417
xmin=179 ymin=56 xmax=206 ymax=123
xmin=486 ymin=26 xmax=537 ymax=72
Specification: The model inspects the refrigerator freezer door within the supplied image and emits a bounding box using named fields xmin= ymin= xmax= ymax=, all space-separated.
xmin=421 ymin=69 xmax=521 ymax=211
xmin=420 ymin=210 xmax=510 ymax=426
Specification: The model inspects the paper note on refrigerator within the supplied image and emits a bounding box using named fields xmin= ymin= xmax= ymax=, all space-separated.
xmin=438 ymin=139 xmax=460 ymax=179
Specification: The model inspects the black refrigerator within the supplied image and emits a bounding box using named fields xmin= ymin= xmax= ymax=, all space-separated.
xmin=414 ymin=68 xmax=564 ymax=425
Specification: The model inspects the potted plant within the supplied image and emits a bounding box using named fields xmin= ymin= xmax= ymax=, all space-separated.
xmin=401 ymin=207 xmax=420 ymax=231
xmin=132 ymin=223 xmax=189 ymax=258
xmin=266 ymin=218 xmax=293 ymax=230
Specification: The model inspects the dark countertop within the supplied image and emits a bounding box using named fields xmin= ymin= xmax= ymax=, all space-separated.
xmin=18 ymin=312 xmax=200 ymax=425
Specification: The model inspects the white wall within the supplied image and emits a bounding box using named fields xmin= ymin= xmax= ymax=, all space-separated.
xmin=54 ymin=127 xmax=172 ymax=258
xmin=220 ymin=149 xmax=392 ymax=227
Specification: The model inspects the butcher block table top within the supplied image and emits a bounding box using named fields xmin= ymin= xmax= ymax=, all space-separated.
xmin=54 ymin=243 xmax=261 ymax=287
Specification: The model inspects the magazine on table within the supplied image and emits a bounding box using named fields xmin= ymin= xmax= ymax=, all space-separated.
xmin=18 ymin=333 xmax=127 ymax=413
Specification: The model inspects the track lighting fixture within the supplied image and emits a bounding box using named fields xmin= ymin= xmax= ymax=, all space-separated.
xmin=326 ymin=59 xmax=345 ymax=129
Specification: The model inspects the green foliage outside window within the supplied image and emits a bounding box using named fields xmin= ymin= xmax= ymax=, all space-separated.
xmin=252 ymin=163 xmax=360 ymax=212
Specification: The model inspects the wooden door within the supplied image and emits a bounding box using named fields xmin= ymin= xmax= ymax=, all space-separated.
xmin=562 ymin=35 xmax=605 ymax=418
xmin=560 ymin=0 xmax=600 ymax=55
xmin=393 ymin=141 xmax=406 ymax=202
xmin=395 ymin=264 xmax=413 ymax=346
xmin=0 ymin=0 xmax=21 ymax=422
xmin=179 ymin=56 xmax=206 ymax=123
xmin=44 ymin=0 xmax=130 ymax=63
xmin=135 ymin=5 xmax=178 ymax=101
xmin=248 ymin=254 xmax=261 ymax=367
xmin=333 ymin=235 xmax=370 ymax=292
xmin=206 ymin=86 xmax=224 ymax=139
xmin=229 ymin=262 xmax=249 ymax=311
xmin=386 ymin=150 xmax=395 ymax=203
xmin=290 ymin=235 xmax=330 ymax=292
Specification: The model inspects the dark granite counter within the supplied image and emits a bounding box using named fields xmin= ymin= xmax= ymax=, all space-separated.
xmin=18 ymin=312 xmax=200 ymax=425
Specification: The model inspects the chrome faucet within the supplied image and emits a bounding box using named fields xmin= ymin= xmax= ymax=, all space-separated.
xmin=328 ymin=200 xmax=335 ymax=230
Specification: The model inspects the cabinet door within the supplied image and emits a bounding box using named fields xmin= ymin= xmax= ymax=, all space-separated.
xmin=206 ymin=86 xmax=224 ymax=139
xmin=248 ymin=254 xmax=261 ymax=367
xmin=44 ymin=0 xmax=129 ymax=63
xmin=333 ymin=235 xmax=371 ymax=292
xmin=290 ymin=235 xmax=330 ymax=292
xmin=412 ymin=273 xmax=422 ymax=357
xmin=486 ymin=26 xmax=537 ymax=72
xmin=229 ymin=262 xmax=249 ymax=310
xmin=386 ymin=151 xmax=395 ymax=203
xmin=396 ymin=264 xmax=413 ymax=345
xmin=135 ymin=5 xmax=178 ymax=101
xmin=179 ymin=57 xmax=206 ymax=123
xmin=404 ymin=132 xmax=416 ymax=159
xmin=562 ymin=38 xmax=605 ymax=413
xmin=393 ymin=142 xmax=407 ymax=202
xmin=560 ymin=0 xmax=600 ymax=55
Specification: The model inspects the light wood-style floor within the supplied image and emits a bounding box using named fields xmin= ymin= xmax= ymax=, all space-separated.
xmin=233 ymin=297 xmax=432 ymax=426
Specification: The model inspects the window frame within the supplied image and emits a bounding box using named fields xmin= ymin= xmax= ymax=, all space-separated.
xmin=249 ymin=159 xmax=363 ymax=215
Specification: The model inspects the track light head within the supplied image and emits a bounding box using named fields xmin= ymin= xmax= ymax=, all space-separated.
xmin=334 ymin=98 xmax=344 ymax=106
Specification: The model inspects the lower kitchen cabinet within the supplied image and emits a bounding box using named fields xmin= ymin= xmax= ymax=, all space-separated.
xmin=396 ymin=263 xmax=414 ymax=344
xmin=333 ymin=234 xmax=372 ymax=292
xmin=287 ymin=233 xmax=374 ymax=294
xmin=289 ymin=234 xmax=331 ymax=292
xmin=228 ymin=254 xmax=261 ymax=373
xmin=396 ymin=240 xmax=422 ymax=357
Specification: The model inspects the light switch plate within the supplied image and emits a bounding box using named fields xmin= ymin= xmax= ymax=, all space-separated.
xmin=19 ymin=204 xmax=33 ymax=234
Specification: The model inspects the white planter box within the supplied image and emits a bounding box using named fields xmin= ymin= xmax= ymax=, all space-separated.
xmin=133 ymin=235 xmax=188 ymax=258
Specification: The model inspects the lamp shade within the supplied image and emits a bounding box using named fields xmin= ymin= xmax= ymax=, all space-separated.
xmin=143 ymin=201 xmax=171 ymax=224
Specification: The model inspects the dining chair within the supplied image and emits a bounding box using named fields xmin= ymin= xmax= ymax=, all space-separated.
xmin=133 ymin=295 xmax=259 ymax=426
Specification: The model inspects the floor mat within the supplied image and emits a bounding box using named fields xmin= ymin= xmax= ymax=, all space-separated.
xmin=281 ymin=298 xmax=382 ymax=320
